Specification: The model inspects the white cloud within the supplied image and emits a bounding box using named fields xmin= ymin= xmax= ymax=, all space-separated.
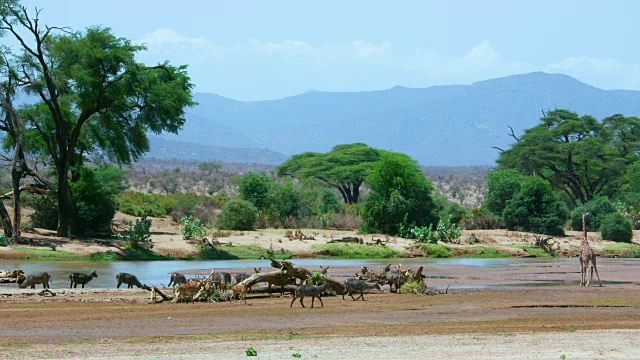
xmin=135 ymin=30 xmax=640 ymax=100
xmin=351 ymin=40 xmax=392 ymax=58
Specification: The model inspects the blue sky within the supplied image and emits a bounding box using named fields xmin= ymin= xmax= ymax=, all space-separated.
xmin=20 ymin=0 xmax=640 ymax=100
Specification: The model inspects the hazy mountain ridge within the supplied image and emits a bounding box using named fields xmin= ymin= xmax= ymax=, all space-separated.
xmin=164 ymin=72 xmax=640 ymax=165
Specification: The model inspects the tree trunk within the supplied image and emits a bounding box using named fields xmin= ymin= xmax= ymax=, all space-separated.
xmin=0 ymin=201 xmax=12 ymax=239
xmin=57 ymin=169 xmax=69 ymax=237
xmin=11 ymin=167 xmax=21 ymax=243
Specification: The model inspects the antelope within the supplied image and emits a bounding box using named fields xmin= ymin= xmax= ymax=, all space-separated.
xmin=116 ymin=272 xmax=143 ymax=289
xmin=290 ymin=282 xmax=329 ymax=308
xmin=168 ymin=272 xmax=187 ymax=287
xmin=343 ymin=278 xmax=381 ymax=301
xmin=68 ymin=270 xmax=98 ymax=288
xmin=19 ymin=272 xmax=51 ymax=289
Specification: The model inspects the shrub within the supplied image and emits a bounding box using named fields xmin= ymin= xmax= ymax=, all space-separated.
xmin=216 ymin=199 xmax=259 ymax=230
xmin=502 ymin=177 xmax=569 ymax=236
xmin=440 ymin=202 xmax=470 ymax=226
xmin=117 ymin=216 xmax=153 ymax=249
xmin=307 ymin=271 xmax=325 ymax=285
xmin=116 ymin=192 xmax=166 ymax=217
xmin=69 ymin=166 xmax=125 ymax=237
xmin=0 ymin=234 xmax=7 ymax=247
xmin=570 ymin=197 xmax=616 ymax=231
xmin=180 ymin=215 xmax=208 ymax=240
xmin=600 ymin=213 xmax=633 ymax=243
xmin=23 ymin=193 xmax=58 ymax=230
xmin=461 ymin=208 xmax=501 ymax=230
xmin=437 ymin=215 xmax=462 ymax=243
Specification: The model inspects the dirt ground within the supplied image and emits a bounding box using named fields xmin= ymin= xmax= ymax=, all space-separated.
xmin=2 ymin=259 xmax=640 ymax=359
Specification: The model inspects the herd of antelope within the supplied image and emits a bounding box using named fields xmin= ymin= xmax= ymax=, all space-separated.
xmin=14 ymin=263 xmax=408 ymax=308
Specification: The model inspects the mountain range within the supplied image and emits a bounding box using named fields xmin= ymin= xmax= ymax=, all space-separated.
xmin=155 ymin=72 xmax=640 ymax=166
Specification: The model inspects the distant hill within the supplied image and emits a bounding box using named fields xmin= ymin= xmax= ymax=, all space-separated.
xmin=157 ymin=72 xmax=640 ymax=166
xmin=146 ymin=136 xmax=287 ymax=165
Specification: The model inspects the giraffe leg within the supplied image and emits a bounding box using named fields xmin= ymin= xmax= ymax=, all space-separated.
xmin=579 ymin=258 xmax=585 ymax=286
xmin=585 ymin=262 xmax=591 ymax=287
xmin=592 ymin=256 xmax=602 ymax=287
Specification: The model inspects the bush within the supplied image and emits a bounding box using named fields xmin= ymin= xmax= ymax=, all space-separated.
xmin=437 ymin=215 xmax=462 ymax=243
xmin=216 ymin=199 xmax=258 ymax=230
xmin=179 ymin=215 xmax=208 ymax=240
xmin=23 ymin=193 xmax=58 ymax=230
xmin=116 ymin=192 xmax=166 ymax=217
xmin=440 ymin=202 xmax=470 ymax=226
xmin=117 ymin=216 xmax=153 ymax=249
xmin=69 ymin=166 xmax=125 ymax=237
xmin=502 ymin=177 xmax=569 ymax=236
xmin=570 ymin=197 xmax=616 ymax=231
xmin=460 ymin=208 xmax=501 ymax=230
xmin=0 ymin=234 xmax=7 ymax=247
xmin=483 ymin=169 xmax=525 ymax=216
xmin=600 ymin=213 xmax=633 ymax=243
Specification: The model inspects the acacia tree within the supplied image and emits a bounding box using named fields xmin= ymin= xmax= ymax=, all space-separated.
xmin=0 ymin=5 xmax=194 ymax=236
xmin=276 ymin=143 xmax=381 ymax=204
xmin=497 ymin=109 xmax=637 ymax=207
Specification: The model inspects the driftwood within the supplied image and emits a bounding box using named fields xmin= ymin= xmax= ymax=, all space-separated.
xmin=233 ymin=260 xmax=313 ymax=302
xmin=284 ymin=230 xmax=315 ymax=240
xmin=532 ymin=234 xmax=556 ymax=254
xmin=0 ymin=269 xmax=25 ymax=283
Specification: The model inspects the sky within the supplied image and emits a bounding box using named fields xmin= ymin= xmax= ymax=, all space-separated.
xmin=15 ymin=0 xmax=640 ymax=101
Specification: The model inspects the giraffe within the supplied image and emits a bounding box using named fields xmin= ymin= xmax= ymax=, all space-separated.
xmin=579 ymin=212 xmax=602 ymax=287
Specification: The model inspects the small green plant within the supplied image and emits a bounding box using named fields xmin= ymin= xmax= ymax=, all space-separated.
xmin=245 ymin=347 xmax=258 ymax=356
xmin=437 ymin=215 xmax=462 ymax=243
xmin=292 ymin=353 xmax=302 ymax=358
xmin=117 ymin=216 xmax=152 ymax=249
xmin=0 ymin=234 xmax=7 ymax=247
xmin=307 ymin=271 xmax=325 ymax=285
xmin=180 ymin=215 xmax=208 ymax=240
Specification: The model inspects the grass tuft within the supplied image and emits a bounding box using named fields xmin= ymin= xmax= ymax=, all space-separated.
xmin=314 ymin=243 xmax=403 ymax=259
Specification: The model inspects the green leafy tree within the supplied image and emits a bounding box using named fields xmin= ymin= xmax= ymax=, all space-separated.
xmin=483 ymin=169 xmax=525 ymax=216
xmin=361 ymin=151 xmax=439 ymax=235
xmin=0 ymin=6 xmax=194 ymax=236
xmin=237 ymin=173 xmax=276 ymax=210
xmin=197 ymin=161 xmax=222 ymax=176
xmin=502 ymin=177 xmax=569 ymax=236
xmin=277 ymin=143 xmax=381 ymax=204
xmin=149 ymin=168 xmax=181 ymax=194
xmin=216 ymin=199 xmax=258 ymax=231
xmin=569 ymin=197 xmax=616 ymax=231
xmin=497 ymin=109 xmax=637 ymax=207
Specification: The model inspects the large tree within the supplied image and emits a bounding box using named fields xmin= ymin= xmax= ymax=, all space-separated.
xmin=276 ymin=143 xmax=381 ymax=204
xmin=0 ymin=5 xmax=194 ymax=236
xmin=497 ymin=109 xmax=637 ymax=207
xmin=361 ymin=151 xmax=439 ymax=235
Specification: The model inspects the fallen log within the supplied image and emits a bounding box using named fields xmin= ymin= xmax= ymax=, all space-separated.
xmin=328 ymin=236 xmax=364 ymax=244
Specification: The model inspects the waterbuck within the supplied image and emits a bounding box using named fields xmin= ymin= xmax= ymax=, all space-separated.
xmin=116 ymin=272 xmax=143 ymax=289
xmin=19 ymin=272 xmax=51 ymax=289
xmin=290 ymin=282 xmax=330 ymax=308
xmin=383 ymin=264 xmax=406 ymax=293
xmin=168 ymin=272 xmax=187 ymax=287
xmin=68 ymin=270 xmax=98 ymax=288
xmin=343 ymin=278 xmax=381 ymax=301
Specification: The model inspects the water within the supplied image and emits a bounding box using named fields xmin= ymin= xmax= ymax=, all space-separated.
xmin=0 ymin=258 xmax=377 ymax=288
xmin=2 ymin=257 xmax=638 ymax=289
